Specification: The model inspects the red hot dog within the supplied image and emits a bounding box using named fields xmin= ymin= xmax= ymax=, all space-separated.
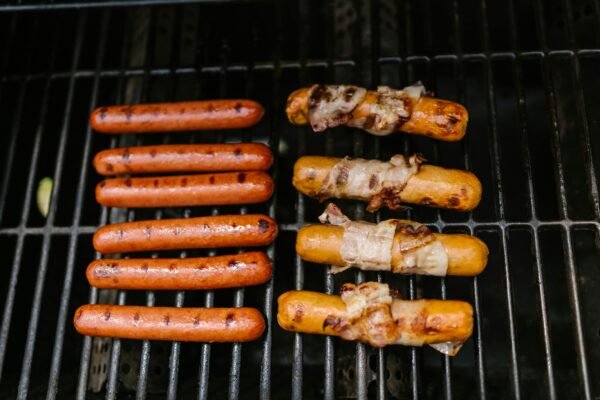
xmin=93 ymin=143 xmax=273 ymax=176
xmin=93 ymin=214 xmax=277 ymax=254
xmin=95 ymin=171 xmax=274 ymax=208
xmin=74 ymin=305 xmax=265 ymax=342
xmin=86 ymin=251 xmax=272 ymax=290
xmin=90 ymin=100 xmax=264 ymax=134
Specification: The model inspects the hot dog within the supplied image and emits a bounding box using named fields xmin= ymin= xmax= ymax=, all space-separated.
xmin=90 ymin=100 xmax=264 ymax=134
xmin=74 ymin=305 xmax=265 ymax=342
xmin=296 ymin=204 xmax=488 ymax=276
xmin=286 ymin=83 xmax=467 ymax=141
xmin=293 ymin=154 xmax=481 ymax=212
xmin=96 ymin=171 xmax=274 ymax=208
xmin=93 ymin=214 xmax=277 ymax=254
xmin=93 ymin=143 xmax=273 ymax=176
xmin=87 ymin=251 xmax=272 ymax=290
xmin=277 ymin=282 xmax=472 ymax=354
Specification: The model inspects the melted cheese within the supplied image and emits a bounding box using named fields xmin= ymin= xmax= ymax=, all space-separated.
xmin=307 ymin=85 xmax=366 ymax=132
xmin=319 ymin=154 xmax=421 ymax=201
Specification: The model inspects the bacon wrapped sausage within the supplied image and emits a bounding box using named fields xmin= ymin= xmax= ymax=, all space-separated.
xmin=286 ymin=83 xmax=468 ymax=141
xmin=278 ymin=282 xmax=473 ymax=355
xmin=293 ymin=154 xmax=481 ymax=212
xmin=296 ymin=204 xmax=488 ymax=276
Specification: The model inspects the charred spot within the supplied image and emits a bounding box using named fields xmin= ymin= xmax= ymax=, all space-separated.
xmin=124 ymin=178 xmax=132 ymax=187
xmin=446 ymin=115 xmax=459 ymax=127
xmin=207 ymin=104 xmax=215 ymax=113
xmin=203 ymin=224 xmax=210 ymax=230
xmin=323 ymin=316 xmax=341 ymax=331
xmin=237 ymin=173 xmax=246 ymax=183
xmin=106 ymin=164 xmax=114 ymax=172
xmin=193 ymin=316 xmax=201 ymax=326
xmin=234 ymin=148 xmax=242 ymax=158
xmin=122 ymin=107 xmax=133 ymax=120
xmin=381 ymin=187 xmax=396 ymax=198
xmin=258 ymin=219 xmax=270 ymax=233
xmin=209 ymin=176 xmax=215 ymax=184
xmin=174 ymin=227 xmax=181 ymax=236
xmin=111 ymin=263 xmax=118 ymax=269
xmin=231 ymin=222 xmax=237 ymax=228
xmin=145 ymin=226 xmax=152 ymax=238
xmin=426 ymin=315 xmax=442 ymax=334
xmin=179 ymin=108 xmax=186 ymax=114
xmin=133 ymin=313 xmax=140 ymax=322
xmin=163 ymin=315 xmax=170 ymax=326
xmin=150 ymin=149 xmax=157 ymax=158
xmin=234 ymin=103 xmax=243 ymax=113
xmin=225 ymin=313 xmax=235 ymax=327
xmin=99 ymin=181 xmax=106 ymax=188
xmin=103 ymin=310 xmax=111 ymax=321
xmin=181 ymin=178 xmax=188 ymax=187
xmin=420 ymin=197 xmax=435 ymax=206
xmin=98 ymin=107 xmax=108 ymax=120
xmin=118 ymin=230 xmax=124 ymax=240
xmin=363 ymin=114 xmax=376 ymax=130
xmin=206 ymin=150 xmax=215 ymax=156
xmin=369 ymin=174 xmax=379 ymax=189
xmin=153 ymin=179 xmax=159 ymax=188
xmin=306 ymin=170 xmax=317 ymax=181
xmin=228 ymin=259 xmax=241 ymax=268
xmin=123 ymin=148 xmax=130 ymax=160
xmin=335 ymin=166 xmax=350 ymax=185
xmin=308 ymin=85 xmax=327 ymax=109
xmin=293 ymin=304 xmax=304 ymax=323
xmin=447 ymin=195 xmax=461 ymax=207
xmin=169 ymin=263 xmax=176 ymax=271
xmin=141 ymin=263 xmax=148 ymax=272
xmin=344 ymin=87 xmax=356 ymax=101
xmin=340 ymin=284 xmax=355 ymax=294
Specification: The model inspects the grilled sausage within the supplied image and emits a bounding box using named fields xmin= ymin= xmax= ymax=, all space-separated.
xmin=286 ymin=85 xmax=467 ymax=141
xmin=293 ymin=155 xmax=482 ymax=212
xmin=297 ymin=225 xmax=488 ymax=276
xmin=93 ymin=143 xmax=273 ymax=176
xmin=277 ymin=290 xmax=472 ymax=349
xmin=74 ymin=305 xmax=265 ymax=342
xmin=87 ymin=251 xmax=272 ymax=290
xmin=96 ymin=171 xmax=274 ymax=208
xmin=93 ymin=214 xmax=277 ymax=254
xmin=90 ymin=100 xmax=264 ymax=134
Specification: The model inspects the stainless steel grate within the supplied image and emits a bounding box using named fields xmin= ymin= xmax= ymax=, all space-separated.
xmin=0 ymin=1 xmax=599 ymax=399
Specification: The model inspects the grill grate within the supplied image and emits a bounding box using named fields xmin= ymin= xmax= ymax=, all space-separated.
xmin=0 ymin=1 xmax=599 ymax=399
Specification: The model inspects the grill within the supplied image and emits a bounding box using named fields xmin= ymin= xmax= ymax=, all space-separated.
xmin=0 ymin=0 xmax=599 ymax=399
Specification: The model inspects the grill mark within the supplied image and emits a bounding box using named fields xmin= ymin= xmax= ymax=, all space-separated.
xmin=150 ymin=149 xmax=157 ymax=158
xmin=308 ymin=85 xmax=327 ymax=110
xmin=99 ymin=181 xmax=106 ymax=188
xmin=293 ymin=304 xmax=304 ymax=323
xmin=258 ymin=219 xmax=270 ymax=233
xmin=106 ymin=164 xmax=113 ymax=172
xmin=234 ymin=103 xmax=242 ymax=113
xmin=141 ymin=263 xmax=148 ymax=272
xmin=363 ymin=115 xmax=376 ymax=130
xmin=237 ymin=173 xmax=246 ymax=183
xmin=209 ymin=176 xmax=215 ymax=184
xmin=234 ymin=148 xmax=242 ymax=158
xmin=335 ymin=166 xmax=350 ymax=185
xmin=228 ymin=259 xmax=241 ymax=269
xmin=226 ymin=313 xmax=235 ymax=327
xmin=447 ymin=195 xmax=461 ymax=207
xmin=98 ymin=107 xmax=108 ymax=120
xmin=123 ymin=148 xmax=130 ymax=160
xmin=133 ymin=313 xmax=140 ymax=322
xmin=163 ymin=315 xmax=170 ymax=326
xmin=144 ymin=226 xmax=152 ymax=238
xmin=124 ymin=178 xmax=132 ymax=187
xmin=207 ymin=104 xmax=215 ymax=113
xmin=193 ymin=316 xmax=201 ymax=326
xmin=169 ymin=263 xmax=176 ymax=271
xmin=369 ymin=174 xmax=378 ymax=189
xmin=103 ymin=309 xmax=111 ymax=321
xmin=153 ymin=179 xmax=159 ymax=188
xmin=122 ymin=107 xmax=133 ymax=120
xmin=181 ymin=178 xmax=188 ymax=187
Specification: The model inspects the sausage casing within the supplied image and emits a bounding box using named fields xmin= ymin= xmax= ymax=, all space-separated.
xmin=293 ymin=156 xmax=481 ymax=212
xmin=93 ymin=214 xmax=278 ymax=254
xmin=87 ymin=251 xmax=272 ymax=290
xmin=74 ymin=305 xmax=265 ymax=342
xmin=286 ymin=87 xmax=467 ymax=141
xmin=90 ymin=100 xmax=264 ymax=134
xmin=96 ymin=171 xmax=273 ymax=208
xmin=93 ymin=143 xmax=273 ymax=176
xmin=277 ymin=290 xmax=472 ymax=347
xmin=297 ymin=225 xmax=488 ymax=276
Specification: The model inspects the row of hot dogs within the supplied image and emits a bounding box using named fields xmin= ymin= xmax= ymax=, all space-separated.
xmin=278 ymin=83 xmax=486 ymax=355
xmin=75 ymin=102 xmax=275 ymax=343
xmin=74 ymin=82 xmax=487 ymax=356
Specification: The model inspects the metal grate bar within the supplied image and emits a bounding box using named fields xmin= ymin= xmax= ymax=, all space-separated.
xmin=135 ymin=290 xmax=154 ymax=399
xmin=44 ymin=10 xmax=109 ymax=400
xmin=106 ymin=291 xmax=128 ymax=399
xmin=0 ymin=0 xmax=268 ymax=12
xmin=4 ymin=49 xmax=600 ymax=83
xmin=533 ymin=2 xmax=593 ymax=398
xmin=0 ymin=16 xmax=62 ymax=386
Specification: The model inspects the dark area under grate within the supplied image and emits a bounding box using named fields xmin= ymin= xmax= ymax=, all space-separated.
xmin=0 ymin=0 xmax=599 ymax=399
